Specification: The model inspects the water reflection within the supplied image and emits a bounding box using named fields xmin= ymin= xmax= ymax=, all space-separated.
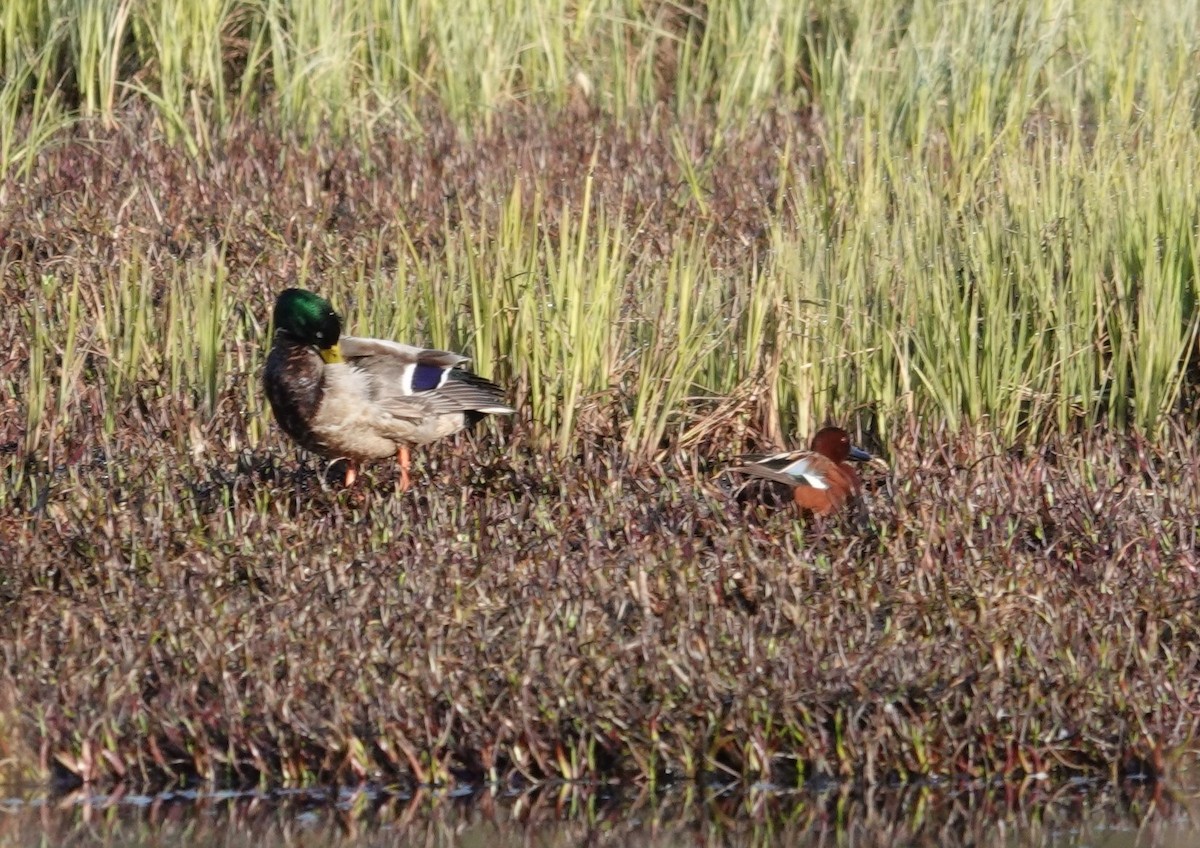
xmin=0 ymin=780 xmax=1195 ymax=847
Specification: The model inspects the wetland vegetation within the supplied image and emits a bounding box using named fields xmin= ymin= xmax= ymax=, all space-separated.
xmin=1 ymin=0 xmax=1199 ymax=799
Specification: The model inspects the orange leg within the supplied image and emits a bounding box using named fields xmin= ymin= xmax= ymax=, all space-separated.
xmin=325 ymin=458 xmax=357 ymax=488
xmin=396 ymin=445 xmax=411 ymax=491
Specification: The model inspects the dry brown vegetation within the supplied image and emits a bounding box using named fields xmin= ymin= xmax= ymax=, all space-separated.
xmin=3 ymin=106 xmax=1200 ymax=793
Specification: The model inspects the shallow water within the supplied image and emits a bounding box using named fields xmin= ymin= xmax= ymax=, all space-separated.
xmin=0 ymin=782 xmax=1196 ymax=847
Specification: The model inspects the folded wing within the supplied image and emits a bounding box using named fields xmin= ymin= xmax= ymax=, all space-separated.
xmin=729 ymin=450 xmax=833 ymax=490
xmin=339 ymin=336 xmax=514 ymax=421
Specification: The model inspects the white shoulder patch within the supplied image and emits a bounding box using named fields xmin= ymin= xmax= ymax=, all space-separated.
xmin=778 ymin=454 xmax=830 ymax=490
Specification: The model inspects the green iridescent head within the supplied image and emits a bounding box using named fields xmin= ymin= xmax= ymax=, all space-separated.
xmin=272 ymin=288 xmax=344 ymax=363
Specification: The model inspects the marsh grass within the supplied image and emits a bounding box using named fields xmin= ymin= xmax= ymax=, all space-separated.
xmin=2 ymin=0 xmax=1200 ymax=792
xmin=4 ymin=400 xmax=1200 ymax=790
xmin=3 ymin=107 xmax=1200 ymax=791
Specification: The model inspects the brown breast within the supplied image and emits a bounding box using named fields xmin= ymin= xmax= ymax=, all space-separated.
xmin=263 ymin=341 xmax=328 ymax=454
xmin=791 ymin=460 xmax=861 ymax=516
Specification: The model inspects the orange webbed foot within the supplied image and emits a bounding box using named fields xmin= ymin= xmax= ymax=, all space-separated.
xmin=396 ymin=445 xmax=411 ymax=492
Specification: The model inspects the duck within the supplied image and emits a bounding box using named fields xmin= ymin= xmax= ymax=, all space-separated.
xmin=726 ymin=426 xmax=874 ymax=516
xmin=263 ymin=287 xmax=514 ymax=489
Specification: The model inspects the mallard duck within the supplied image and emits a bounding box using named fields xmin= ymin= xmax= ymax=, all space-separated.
xmin=263 ymin=287 xmax=514 ymax=489
xmin=727 ymin=426 xmax=873 ymax=516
